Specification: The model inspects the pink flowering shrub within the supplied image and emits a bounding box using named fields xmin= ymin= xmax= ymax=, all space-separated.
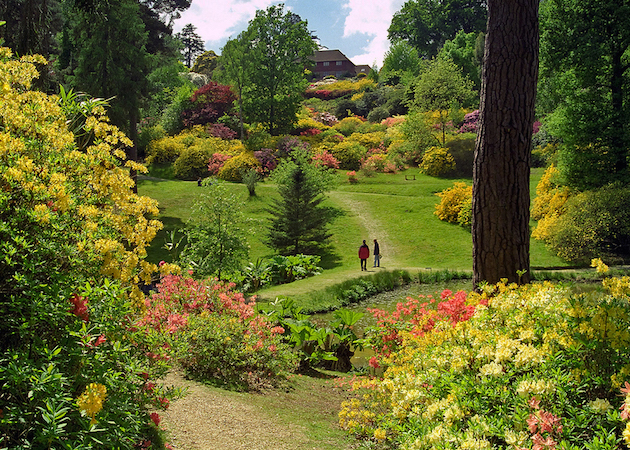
xmin=207 ymin=152 xmax=232 ymax=175
xmin=312 ymin=150 xmax=340 ymax=169
xmin=366 ymin=289 xmax=483 ymax=364
xmin=138 ymin=275 xmax=297 ymax=390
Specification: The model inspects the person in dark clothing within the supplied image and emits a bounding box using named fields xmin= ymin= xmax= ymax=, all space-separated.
xmin=373 ymin=239 xmax=380 ymax=267
xmin=358 ymin=240 xmax=370 ymax=271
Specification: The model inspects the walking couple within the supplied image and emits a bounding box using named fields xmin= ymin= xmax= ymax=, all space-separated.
xmin=358 ymin=239 xmax=380 ymax=271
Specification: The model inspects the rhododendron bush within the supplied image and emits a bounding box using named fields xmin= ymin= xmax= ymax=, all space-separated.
xmin=341 ymin=263 xmax=630 ymax=449
xmin=141 ymin=274 xmax=298 ymax=390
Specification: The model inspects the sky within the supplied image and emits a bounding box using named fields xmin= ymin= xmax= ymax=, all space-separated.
xmin=172 ymin=0 xmax=407 ymax=68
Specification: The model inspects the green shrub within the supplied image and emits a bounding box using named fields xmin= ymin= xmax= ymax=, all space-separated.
xmin=172 ymin=144 xmax=215 ymax=180
xmin=217 ymin=151 xmax=260 ymax=182
xmin=137 ymin=124 xmax=166 ymax=159
xmin=334 ymin=116 xmax=366 ymax=137
xmin=367 ymin=106 xmax=390 ymax=123
xmin=445 ymin=137 xmax=475 ymax=178
xmin=176 ymin=312 xmax=297 ymax=390
xmin=542 ymin=183 xmax=630 ymax=263
xmin=160 ymin=84 xmax=195 ymax=135
xmin=420 ymin=146 xmax=456 ymax=176
xmin=330 ymin=140 xmax=368 ymax=170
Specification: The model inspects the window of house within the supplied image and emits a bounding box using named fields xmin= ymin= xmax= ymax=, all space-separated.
xmin=323 ymin=61 xmax=330 ymax=66
xmin=336 ymin=61 xmax=343 ymax=66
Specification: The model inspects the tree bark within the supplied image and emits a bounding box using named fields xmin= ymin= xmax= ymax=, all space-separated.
xmin=472 ymin=0 xmax=539 ymax=288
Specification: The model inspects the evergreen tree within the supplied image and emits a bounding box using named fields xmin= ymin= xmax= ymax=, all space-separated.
xmin=266 ymin=149 xmax=334 ymax=256
xmin=177 ymin=23 xmax=205 ymax=68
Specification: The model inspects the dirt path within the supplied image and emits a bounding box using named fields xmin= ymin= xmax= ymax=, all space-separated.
xmin=160 ymin=371 xmax=309 ymax=450
xmin=328 ymin=191 xmax=401 ymax=266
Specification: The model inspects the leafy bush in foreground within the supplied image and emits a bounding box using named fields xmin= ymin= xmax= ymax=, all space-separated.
xmin=0 ymin=47 xmax=174 ymax=448
xmin=341 ymin=262 xmax=630 ymax=449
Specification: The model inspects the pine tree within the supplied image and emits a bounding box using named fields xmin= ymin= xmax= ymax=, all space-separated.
xmin=177 ymin=23 xmax=205 ymax=68
xmin=266 ymin=150 xmax=334 ymax=255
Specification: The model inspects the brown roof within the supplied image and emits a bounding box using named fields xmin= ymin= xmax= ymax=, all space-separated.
xmin=310 ymin=49 xmax=352 ymax=63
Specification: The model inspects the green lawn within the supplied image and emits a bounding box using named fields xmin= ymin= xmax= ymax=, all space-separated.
xmin=137 ymin=167 xmax=571 ymax=286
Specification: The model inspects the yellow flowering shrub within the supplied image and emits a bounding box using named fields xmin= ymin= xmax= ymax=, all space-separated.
xmin=217 ymin=151 xmax=260 ymax=182
xmin=345 ymin=131 xmax=386 ymax=150
xmin=0 ymin=46 xmax=161 ymax=299
xmin=342 ymin=278 xmax=630 ymax=448
xmin=420 ymin=146 xmax=455 ymax=176
xmin=0 ymin=47 xmax=178 ymax=447
xmin=434 ymin=182 xmax=472 ymax=224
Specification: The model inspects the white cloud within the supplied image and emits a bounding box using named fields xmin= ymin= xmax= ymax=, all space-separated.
xmin=173 ymin=0 xmax=274 ymax=47
xmin=341 ymin=0 xmax=405 ymax=67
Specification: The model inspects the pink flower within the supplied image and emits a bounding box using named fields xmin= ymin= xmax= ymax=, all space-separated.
xmin=150 ymin=412 xmax=160 ymax=426
xmin=368 ymin=356 xmax=380 ymax=369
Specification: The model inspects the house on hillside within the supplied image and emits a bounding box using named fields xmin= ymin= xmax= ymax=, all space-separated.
xmin=310 ymin=50 xmax=370 ymax=79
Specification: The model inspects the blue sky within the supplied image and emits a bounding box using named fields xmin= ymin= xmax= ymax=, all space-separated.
xmin=172 ymin=0 xmax=407 ymax=68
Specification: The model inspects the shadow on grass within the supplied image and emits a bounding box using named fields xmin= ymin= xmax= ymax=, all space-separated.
xmin=146 ymin=216 xmax=187 ymax=265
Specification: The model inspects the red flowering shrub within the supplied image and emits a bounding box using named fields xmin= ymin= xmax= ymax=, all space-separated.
xmin=181 ymin=82 xmax=236 ymax=128
xmin=208 ymin=123 xmax=237 ymax=140
xmin=365 ymin=289 xmax=486 ymax=364
xmin=312 ymin=150 xmax=340 ymax=169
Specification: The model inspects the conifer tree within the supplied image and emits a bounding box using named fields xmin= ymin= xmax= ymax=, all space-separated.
xmin=266 ymin=149 xmax=334 ymax=256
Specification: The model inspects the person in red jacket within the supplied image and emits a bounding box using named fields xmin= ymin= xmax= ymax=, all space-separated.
xmin=358 ymin=240 xmax=370 ymax=271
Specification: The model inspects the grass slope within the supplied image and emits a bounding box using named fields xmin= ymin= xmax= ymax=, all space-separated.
xmin=138 ymin=167 xmax=571 ymax=295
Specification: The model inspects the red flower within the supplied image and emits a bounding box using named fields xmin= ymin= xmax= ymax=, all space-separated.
xmin=368 ymin=356 xmax=380 ymax=369
xmin=69 ymin=293 xmax=89 ymax=321
xmin=150 ymin=412 xmax=161 ymax=426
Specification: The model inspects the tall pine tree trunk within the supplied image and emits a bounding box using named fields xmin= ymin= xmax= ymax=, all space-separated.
xmin=472 ymin=0 xmax=539 ymax=287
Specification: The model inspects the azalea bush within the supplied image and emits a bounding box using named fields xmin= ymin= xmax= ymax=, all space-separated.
xmin=0 ymin=47 xmax=175 ymax=448
xmin=420 ymin=146 xmax=456 ymax=177
xmin=141 ymin=274 xmax=298 ymax=390
xmin=434 ymin=182 xmax=472 ymax=225
xmin=341 ymin=263 xmax=630 ymax=449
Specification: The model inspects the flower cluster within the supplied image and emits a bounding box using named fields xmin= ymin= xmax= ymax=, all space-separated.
xmin=77 ymin=383 xmax=107 ymax=425
xmin=342 ymin=278 xmax=630 ymax=448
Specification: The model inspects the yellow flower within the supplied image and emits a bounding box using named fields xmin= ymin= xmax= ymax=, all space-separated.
xmin=591 ymin=258 xmax=609 ymax=274
xmin=588 ymin=398 xmax=612 ymax=413
xmin=77 ymin=383 xmax=107 ymax=425
xmin=623 ymin=422 xmax=630 ymax=446
xmin=373 ymin=428 xmax=386 ymax=441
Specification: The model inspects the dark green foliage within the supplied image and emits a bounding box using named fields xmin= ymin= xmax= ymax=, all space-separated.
xmin=234 ymin=5 xmax=318 ymax=135
xmin=388 ymin=0 xmax=487 ymax=59
xmin=445 ymin=137 xmax=475 ymax=178
xmin=62 ymin=0 xmax=149 ymax=140
xmin=176 ymin=23 xmax=205 ymax=68
xmin=266 ymin=150 xmax=335 ymax=255
xmin=539 ymin=0 xmax=630 ymax=189
xmin=437 ymin=30 xmax=484 ymax=91
xmin=191 ymin=50 xmax=219 ymax=75
xmin=367 ymin=106 xmax=390 ymax=123
xmin=544 ymin=184 xmax=630 ymax=263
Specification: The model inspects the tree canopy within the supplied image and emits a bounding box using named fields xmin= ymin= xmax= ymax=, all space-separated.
xmin=538 ymin=0 xmax=630 ymax=190
xmin=388 ymin=0 xmax=487 ymax=59
xmin=222 ymin=4 xmax=318 ymax=136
